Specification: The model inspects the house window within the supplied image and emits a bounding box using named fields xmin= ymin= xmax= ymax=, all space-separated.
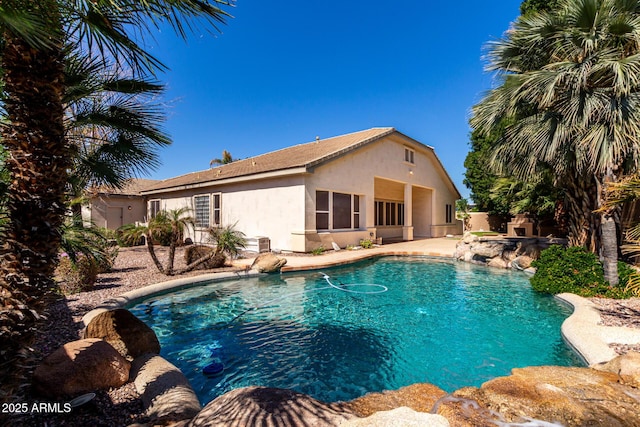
xmin=353 ymin=195 xmax=360 ymax=229
xmin=445 ymin=204 xmax=453 ymax=223
xmin=194 ymin=195 xmax=210 ymax=228
xmin=316 ymin=191 xmax=329 ymax=230
xmin=213 ymin=193 xmax=221 ymax=226
xmin=149 ymin=199 xmax=160 ymax=219
xmin=404 ymin=147 xmax=415 ymax=164
xmin=375 ymin=200 xmax=405 ymax=226
xmin=316 ymin=190 xmax=361 ymax=230
xmin=333 ymin=192 xmax=352 ymax=229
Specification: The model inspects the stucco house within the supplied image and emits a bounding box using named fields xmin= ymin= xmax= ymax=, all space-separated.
xmin=82 ymin=178 xmax=158 ymax=229
xmin=139 ymin=127 xmax=462 ymax=252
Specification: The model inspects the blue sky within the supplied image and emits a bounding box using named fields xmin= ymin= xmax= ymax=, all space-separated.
xmin=147 ymin=1 xmax=524 ymax=198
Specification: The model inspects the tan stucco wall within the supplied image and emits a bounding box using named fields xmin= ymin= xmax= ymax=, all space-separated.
xmin=303 ymin=133 xmax=461 ymax=248
xmin=85 ymin=195 xmax=147 ymax=229
xmin=148 ymin=176 xmax=306 ymax=251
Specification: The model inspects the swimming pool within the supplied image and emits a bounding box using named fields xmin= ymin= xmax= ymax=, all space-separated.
xmin=129 ymin=256 xmax=582 ymax=404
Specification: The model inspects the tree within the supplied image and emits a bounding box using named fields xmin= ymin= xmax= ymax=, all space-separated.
xmin=65 ymin=53 xmax=171 ymax=192
xmin=0 ymin=0 xmax=232 ymax=398
xmin=471 ymin=0 xmax=640 ymax=284
xmin=119 ymin=208 xmax=232 ymax=276
xmin=210 ymin=149 xmax=235 ymax=167
xmin=520 ymin=0 xmax=561 ymax=15
xmin=209 ymin=222 xmax=246 ymax=259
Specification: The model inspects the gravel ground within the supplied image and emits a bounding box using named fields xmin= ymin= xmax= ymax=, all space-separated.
xmin=10 ymin=247 xmax=640 ymax=426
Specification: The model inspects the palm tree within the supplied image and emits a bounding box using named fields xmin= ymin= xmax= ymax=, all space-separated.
xmin=65 ymin=53 xmax=171 ymax=193
xmin=210 ymin=149 xmax=235 ymax=167
xmin=0 ymin=0 xmax=232 ymax=397
xmin=471 ymin=0 xmax=640 ymax=284
xmin=209 ymin=222 xmax=246 ymax=259
xmin=119 ymin=208 xmax=230 ymax=276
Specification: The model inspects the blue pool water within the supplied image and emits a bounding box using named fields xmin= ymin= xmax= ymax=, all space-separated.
xmin=129 ymin=257 xmax=582 ymax=404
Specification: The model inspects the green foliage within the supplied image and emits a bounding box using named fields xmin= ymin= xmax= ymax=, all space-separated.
xmin=311 ymin=246 xmax=325 ymax=256
xmin=116 ymin=223 xmax=146 ymax=246
xmin=520 ymin=0 xmax=561 ymax=16
xmin=60 ymin=218 xmax=118 ymax=273
xmin=208 ymin=223 xmax=247 ymax=259
xmin=464 ymin=126 xmax=511 ymax=216
xmin=531 ymin=246 xmax=631 ymax=298
xmin=359 ymin=239 xmax=374 ymax=249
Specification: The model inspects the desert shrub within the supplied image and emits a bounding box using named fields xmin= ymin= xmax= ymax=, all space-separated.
xmin=311 ymin=246 xmax=325 ymax=255
xmin=359 ymin=239 xmax=374 ymax=249
xmin=531 ymin=245 xmax=631 ymax=298
xmin=184 ymin=245 xmax=225 ymax=269
xmin=55 ymin=255 xmax=99 ymax=294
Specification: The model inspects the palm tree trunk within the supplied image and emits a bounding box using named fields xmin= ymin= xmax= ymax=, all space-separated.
xmin=145 ymin=236 xmax=166 ymax=274
xmin=0 ymin=2 xmax=67 ymax=396
xmin=599 ymin=169 xmax=621 ymax=286
xmin=561 ymin=174 xmax=600 ymax=251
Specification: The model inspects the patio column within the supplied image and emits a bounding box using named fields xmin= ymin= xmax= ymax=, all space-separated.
xmin=403 ymin=183 xmax=414 ymax=240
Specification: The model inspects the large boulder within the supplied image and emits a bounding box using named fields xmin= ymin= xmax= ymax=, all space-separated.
xmin=462 ymin=232 xmax=479 ymax=244
xmin=592 ymin=351 xmax=640 ymax=388
xmin=342 ymin=406 xmax=450 ymax=427
xmin=511 ymin=255 xmax=534 ymax=270
xmin=345 ymin=383 xmax=446 ymax=417
xmin=131 ymin=354 xmax=201 ymax=423
xmin=436 ymin=365 xmax=640 ymax=427
xmin=83 ymin=308 xmax=160 ymax=360
xmin=188 ymin=386 xmax=355 ymax=426
xmin=250 ymin=252 xmax=287 ymax=273
xmin=32 ymin=338 xmax=130 ymax=398
xmin=487 ymin=257 xmax=510 ymax=269
xmin=470 ymin=242 xmax=504 ymax=259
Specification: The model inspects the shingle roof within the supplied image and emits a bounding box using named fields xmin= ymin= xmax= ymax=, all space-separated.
xmin=90 ymin=178 xmax=159 ymax=196
xmin=142 ymin=127 xmax=396 ymax=193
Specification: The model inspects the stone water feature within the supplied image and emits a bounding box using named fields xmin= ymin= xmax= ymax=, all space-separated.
xmin=454 ymin=231 xmax=567 ymax=271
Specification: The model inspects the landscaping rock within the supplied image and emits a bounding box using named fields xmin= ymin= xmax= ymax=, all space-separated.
xmin=462 ymin=231 xmax=479 ymax=244
xmin=511 ymin=255 xmax=534 ymax=270
xmin=187 ymin=386 xmax=355 ymax=426
xmin=341 ymin=406 xmax=450 ymax=426
xmin=250 ymin=252 xmax=287 ymax=273
xmin=131 ymin=353 xmax=201 ymax=423
xmin=83 ymin=308 xmax=160 ymax=360
xmin=32 ymin=338 xmax=130 ymax=398
xmin=487 ymin=256 xmax=510 ymax=269
xmin=345 ymin=383 xmax=446 ymax=417
xmin=592 ymin=351 xmax=640 ymax=388
xmin=470 ymin=242 xmax=504 ymax=258
xmin=438 ymin=365 xmax=640 ymax=427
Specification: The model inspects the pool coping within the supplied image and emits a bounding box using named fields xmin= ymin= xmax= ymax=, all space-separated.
xmin=81 ymin=247 xmax=640 ymax=369
xmin=555 ymin=293 xmax=640 ymax=366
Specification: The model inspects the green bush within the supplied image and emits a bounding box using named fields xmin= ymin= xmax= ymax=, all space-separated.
xmin=530 ymin=245 xmax=631 ymax=298
xmin=311 ymin=246 xmax=325 ymax=256
xmin=359 ymin=239 xmax=374 ymax=249
xmin=116 ymin=223 xmax=146 ymax=247
xmin=55 ymin=255 xmax=99 ymax=294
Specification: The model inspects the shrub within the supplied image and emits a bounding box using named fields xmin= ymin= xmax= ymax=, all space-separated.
xmin=359 ymin=239 xmax=374 ymax=249
xmin=55 ymin=255 xmax=99 ymax=294
xmin=184 ymin=245 xmax=225 ymax=269
xmin=311 ymin=246 xmax=325 ymax=256
xmin=531 ymin=245 xmax=631 ymax=298
xmin=116 ymin=224 xmax=146 ymax=247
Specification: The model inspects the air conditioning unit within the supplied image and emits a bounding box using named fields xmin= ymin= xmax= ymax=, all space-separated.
xmin=246 ymin=236 xmax=270 ymax=253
